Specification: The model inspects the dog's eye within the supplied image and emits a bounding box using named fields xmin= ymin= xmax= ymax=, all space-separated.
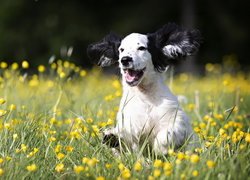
xmin=138 ymin=46 xmax=147 ymax=51
xmin=120 ymin=48 xmax=124 ymax=52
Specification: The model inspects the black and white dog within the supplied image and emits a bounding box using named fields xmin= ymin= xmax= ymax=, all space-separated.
xmin=87 ymin=23 xmax=201 ymax=154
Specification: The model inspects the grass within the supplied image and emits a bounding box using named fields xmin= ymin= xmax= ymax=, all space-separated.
xmin=0 ymin=60 xmax=250 ymax=179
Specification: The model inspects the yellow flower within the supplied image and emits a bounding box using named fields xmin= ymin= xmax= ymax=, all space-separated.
xmin=80 ymin=70 xmax=87 ymax=77
xmin=163 ymin=162 xmax=172 ymax=171
xmin=134 ymin=161 xmax=142 ymax=171
xmin=0 ymin=98 xmax=6 ymax=105
xmin=214 ymin=113 xmax=224 ymax=120
xmin=54 ymin=144 xmax=62 ymax=153
xmin=96 ymin=176 xmax=105 ymax=180
xmin=74 ymin=165 xmax=84 ymax=174
xmin=27 ymin=148 xmax=39 ymax=158
xmin=118 ymin=163 xmax=125 ymax=171
xmin=91 ymin=125 xmax=100 ymax=137
xmin=205 ymin=63 xmax=214 ymax=72
xmin=38 ymin=65 xmax=46 ymax=73
xmin=0 ymin=62 xmax=8 ymax=69
xmin=121 ymin=168 xmax=131 ymax=179
xmin=9 ymin=104 xmax=16 ymax=111
xmin=199 ymin=122 xmax=206 ymax=129
xmin=63 ymin=61 xmax=70 ymax=68
xmin=65 ymin=146 xmax=74 ymax=152
xmin=27 ymin=152 xmax=34 ymax=158
xmin=164 ymin=169 xmax=172 ymax=176
xmin=82 ymin=157 xmax=89 ymax=164
xmin=153 ymin=159 xmax=163 ymax=168
xmin=115 ymin=90 xmax=121 ymax=97
xmin=48 ymin=136 xmax=56 ymax=142
xmin=74 ymin=67 xmax=80 ymax=72
xmin=6 ymin=156 xmax=12 ymax=161
xmin=104 ymin=94 xmax=114 ymax=101
xmin=0 ymin=158 xmax=4 ymax=164
xmin=205 ymin=141 xmax=212 ymax=148
xmin=33 ymin=148 xmax=39 ymax=153
xmin=4 ymin=123 xmax=11 ymax=130
xmin=82 ymin=157 xmax=99 ymax=167
xmin=206 ymin=160 xmax=216 ymax=169
xmin=107 ymin=118 xmax=114 ymax=126
xmin=148 ymin=175 xmax=155 ymax=180
xmin=240 ymin=144 xmax=246 ymax=150
xmin=70 ymin=131 xmax=81 ymax=139
xmin=194 ymin=127 xmax=201 ymax=133
xmin=180 ymin=173 xmax=186 ymax=180
xmin=59 ymin=72 xmax=66 ymax=78
xmin=56 ymin=153 xmax=65 ymax=160
xmin=219 ymin=128 xmax=226 ymax=136
xmin=0 ymin=168 xmax=4 ymax=176
xmin=187 ymin=103 xmax=195 ymax=111
xmin=112 ymin=80 xmax=121 ymax=89
xmin=153 ymin=169 xmax=161 ymax=178
xmin=26 ymin=164 xmax=37 ymax=172
xmin=195 ymin=148 xmax=203 ymax=153
xmin=208 ymin=102 xmax=214 ymax=108
xmin=176 ymin=159 xmax=182 ymax=165
xmin=29 ymin=78 xmax=39 ymax=87
xmin=87 ymin=158 xmax=99 ymax=167
xmin=177 ymin=152 xmax=185 ymax=161
xmin=245 ymin=133 xmax=250 ymax=143
xmin=168 ymin=149 xmax=175 ymax=156
xmin=22 ymin=60 xmax=29 ymax=69
xmin=21 ymin=144 xmax=27 ymax=152
xmin=105 ymin=163 xmax=112 ymax=169
xmin=190 ymin=154 xmax=200 ymax=164
xmin=55 ymin=163 xmax=64 ymax=173
xmin=0 ymin=110 xmax=7 ymax=117
xmin=11 ymin=62 xmax=19 ymax=70
xmin=232 ymin=130 xmax=244 ymax=143
xmin=192 ymin=170 xmax=199 ymax=177
xmin=51 ymin=63 xmax=57 ymax=69
xmin=13 ymin=134 xmax=18 ymax=140
xmin=203 ymin=115 xmax=210 ymax=121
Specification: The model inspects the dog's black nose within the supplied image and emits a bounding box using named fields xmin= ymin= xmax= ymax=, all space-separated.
xmin=121 ymin=56 xmax=133 ymax=67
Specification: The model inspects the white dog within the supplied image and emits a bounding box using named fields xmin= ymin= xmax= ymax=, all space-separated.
xmin=87 ymin=23 xmax=201 ymax=155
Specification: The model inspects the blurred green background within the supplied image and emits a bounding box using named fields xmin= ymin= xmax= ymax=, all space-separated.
xmin=0 ymin=0 xmax=249 ymax=72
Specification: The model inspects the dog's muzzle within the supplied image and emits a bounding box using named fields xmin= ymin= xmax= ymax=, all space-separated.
xmin=120 ymin=56 xmax=146 ymax=86
xmin=121 ymin=56 xmax=133 ymax=68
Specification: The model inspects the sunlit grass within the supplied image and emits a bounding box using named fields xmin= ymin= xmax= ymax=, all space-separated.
xmin=0 ymin=59 xmax=249 ymax=179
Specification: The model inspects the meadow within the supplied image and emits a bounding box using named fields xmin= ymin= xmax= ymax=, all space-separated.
xmin=0 ymin=58 xmax=249 ymax=180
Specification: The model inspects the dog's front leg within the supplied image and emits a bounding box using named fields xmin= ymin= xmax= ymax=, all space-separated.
xmin=102 ymin=128 xmax=120 ymax=148
xmin=102 ymin=128 xmax=122 ymax=156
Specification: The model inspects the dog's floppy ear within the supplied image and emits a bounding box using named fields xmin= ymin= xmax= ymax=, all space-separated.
xmin=147 ymin=23 xmax=202 ymax=72
xmin=87 ymin=32 xmax=122 ymax=67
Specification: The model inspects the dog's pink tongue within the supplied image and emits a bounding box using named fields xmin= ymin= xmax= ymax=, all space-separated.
xmin=125 ymin=70 xmax=136 ymax=82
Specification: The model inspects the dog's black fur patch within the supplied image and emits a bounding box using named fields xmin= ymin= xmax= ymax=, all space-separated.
xmin=147 ymin=23 xmax=202 ymax=72
xmin=87 ymin=32 xmax=121 ymax=67
xmin=102 ymin=134 xmax=119 ymax=148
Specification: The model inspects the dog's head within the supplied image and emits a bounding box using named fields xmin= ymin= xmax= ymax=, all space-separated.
xmin=87 ymin=23 xmax=202 ymax=86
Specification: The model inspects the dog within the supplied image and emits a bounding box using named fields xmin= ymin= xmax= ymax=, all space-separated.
xmin=87 ymin=23 xmax=201 ymax=155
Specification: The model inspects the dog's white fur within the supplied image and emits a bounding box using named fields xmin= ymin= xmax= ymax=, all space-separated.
xmin=106 ymin=33 xmax=194 ymax=154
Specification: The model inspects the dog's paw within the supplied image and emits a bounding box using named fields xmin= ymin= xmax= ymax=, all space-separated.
xmin=102 ymin=133 xmax=119 ymax=148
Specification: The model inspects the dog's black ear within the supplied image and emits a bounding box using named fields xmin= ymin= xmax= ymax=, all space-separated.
xmin=147 ymin=23 xmax=202 ymax=72
xmin=87 ymin=32 xmax=122 ymax=67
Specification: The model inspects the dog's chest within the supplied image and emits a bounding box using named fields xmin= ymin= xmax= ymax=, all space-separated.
xmin=117 ymin=94 xmax=163 ymax=135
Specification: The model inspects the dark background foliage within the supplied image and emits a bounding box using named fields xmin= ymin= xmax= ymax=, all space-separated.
xmin=0 ymin=0 xmax=249 ymax=71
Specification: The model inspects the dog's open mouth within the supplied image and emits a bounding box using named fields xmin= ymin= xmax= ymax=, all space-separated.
xmin=124 ymin=68 xmax=146 ymax=86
